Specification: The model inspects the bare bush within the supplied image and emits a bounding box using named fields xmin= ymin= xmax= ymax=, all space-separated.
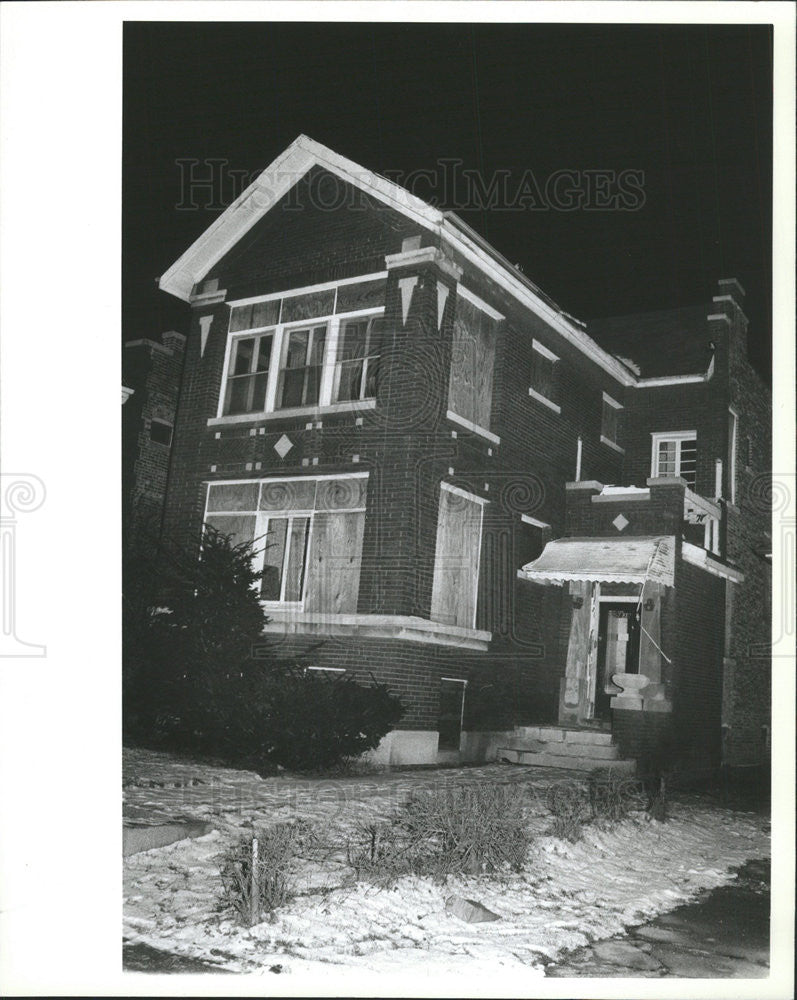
xmin=219 ymin=821 xmax=313 ymax=925
xmin=349 ymin=783 xmax=532 ymax=885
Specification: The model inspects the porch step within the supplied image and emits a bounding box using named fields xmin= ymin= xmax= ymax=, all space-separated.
xmin=511 ymin=740 xmax=620 ymax=760
xmin=496 ymin=724 xmax=636 ymax=773
xmin=514 ymin=725 xmax=614 ymax=746
xmin=497 ymin=747 xmax=636 ymax=774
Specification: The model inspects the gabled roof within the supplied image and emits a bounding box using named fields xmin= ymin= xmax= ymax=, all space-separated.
xmin=158 ymin=135 xmax=717 ymax=390
xmin=158 ymin=134 xmax=636 ymax=386
xmin=588 ymin=305 xmax=715 ymax=378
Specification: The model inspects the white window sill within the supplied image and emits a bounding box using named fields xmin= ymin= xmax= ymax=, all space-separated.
xmin=209 ymin=398 xmax=377 ymax=427
xmin=600 ymin=434 xmax=625 ymax=454
xmin=261 ymin=611 xmax=492 ymax=651
xmin=445 ymin=410 xmax=500 ymax=445
xmin=528 ymin=388 xmax=561 ymax=414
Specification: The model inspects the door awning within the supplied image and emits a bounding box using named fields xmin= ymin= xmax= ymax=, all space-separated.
xmin=518 ymin=535 xmax=675 ymax=587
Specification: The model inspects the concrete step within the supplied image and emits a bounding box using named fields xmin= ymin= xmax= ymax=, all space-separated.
xmin=497 ymin=747 xmax=636 ymax=773
xmin=514 ymin=725 xmax=614 ymax=746
xmin=511 ymin=740 xmax=619 ymax=760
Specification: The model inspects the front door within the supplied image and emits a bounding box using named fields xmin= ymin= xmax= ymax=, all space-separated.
xmin=595 ymin=602 xmax=641 ymax=719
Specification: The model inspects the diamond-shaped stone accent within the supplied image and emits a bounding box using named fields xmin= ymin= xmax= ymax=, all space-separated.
xmin=612 ymin=513 xmax=629 ymax=532
xmin=274 ymin=433 xmax=293 ymax=458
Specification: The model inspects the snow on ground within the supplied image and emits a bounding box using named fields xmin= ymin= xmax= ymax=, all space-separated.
xmin=123 ymin=748 xmax=769 ymax=976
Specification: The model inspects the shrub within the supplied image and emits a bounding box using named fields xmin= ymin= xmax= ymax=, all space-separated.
xmin=349 ymin=783 xmax=532 ymax=884
xmin=219 ymin=822 xmax=313 ymax=925
xmin=124 ymin=526 xmax=404 ymax=771
xmin=587 ymin=768 xmax=645 ymax=823
xmin=546 ymin=780 xmax=590 ymax=843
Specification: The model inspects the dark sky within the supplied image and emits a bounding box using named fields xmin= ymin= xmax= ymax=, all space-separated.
xmin=123 ymin=21 xmax=772 ymax=379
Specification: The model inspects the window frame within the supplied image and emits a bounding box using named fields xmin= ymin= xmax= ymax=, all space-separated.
xmin=216 ymin=285 xmax=384 ymax=420
xmin=528 ymin=338 xmax=561 ymax=414
xmin=257 ymin=511 xmax=314 ymax=607
xmin=600 ymin=392 xmax=624 ymax=452
xmin=650 ymin=430 xmax=698 ymax=487
xmin=332 ymin=314 xmax=384 ymax=403
xmin=202 ymin=473 xmax=369 ymax=611
xmin=221 ymin=329 xmax=275 ymax=416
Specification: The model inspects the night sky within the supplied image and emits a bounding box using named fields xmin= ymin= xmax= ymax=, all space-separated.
xmin=123 ymin=21 xmax=772 ymax=379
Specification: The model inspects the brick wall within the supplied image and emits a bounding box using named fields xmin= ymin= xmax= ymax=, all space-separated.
xmin=123 ymin=333 xmax=186 ymax=550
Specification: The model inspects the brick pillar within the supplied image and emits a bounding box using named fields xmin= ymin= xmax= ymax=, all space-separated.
xmin=162 ymin=286 xmax=228 ymax=553
xmin=357 ymin=242 xmax=462 ymax=617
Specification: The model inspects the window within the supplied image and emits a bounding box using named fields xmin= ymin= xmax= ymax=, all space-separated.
xmin=260 ymin=515 xmax=310 ymax=602
xmin=277 ymin=325 xmax=326 ymax=409
xmin=430 ymin=483 xmax=486 ymax=629
xmin=601 ymin=393 xmax=623 ymax=450
xmin=203 ymin=475 xmax=368 ymax=610
xmin=334 ymin=316 xmax=384 ymax=402
xmin=529 ymin=339 xmax=560 ymax=413
xmin=218 ymin=278 xmax=386 ymax=420
xmin=448 ymin=293 xmax=498 ymax=431
xmin=728 ymin=408 xmax=738 ymax=505
xmin=149 ymin=419 xmax=173 ymax=446
xmin=651 ymin=431 xmax=697 ymax=488
xmin=223 ymin=332 xmax=273 ymax=415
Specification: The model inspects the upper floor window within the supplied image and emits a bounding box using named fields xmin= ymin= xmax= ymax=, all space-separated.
xmin=600 ymin=392 xmax=623 ymax=450
xmin=333 ymin=316 xmax=384 ymax=402
xmin=529 ymin=339 xmax=561 ymax=414
xmin=223 ymin=332 xmax=273 ymax=415
xmin=277 ymin=325 xmax=326 ymax=409
xmin=651 ymin=431 xmax=697 ymax=488
xmin=218 ymin=276 xmax=386 ymax=420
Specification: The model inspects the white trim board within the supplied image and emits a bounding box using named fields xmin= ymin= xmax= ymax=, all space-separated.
xmin=228 ymin=271 xmax=387 ymax=308
xmin=440 ymin=481 xmax=490 ymax=505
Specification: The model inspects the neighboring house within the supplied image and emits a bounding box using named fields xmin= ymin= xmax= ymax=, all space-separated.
xmin=155 ymin=135 xmax=770 ymax=776
xmin=122 ymin=332 xmax=186 ymax=551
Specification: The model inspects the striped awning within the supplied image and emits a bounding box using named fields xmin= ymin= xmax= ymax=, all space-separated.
xmin=518 ymin=535 xmax=675 ymax=587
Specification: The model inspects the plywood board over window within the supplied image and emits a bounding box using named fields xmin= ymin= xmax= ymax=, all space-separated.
xmin=448 ymin=295 xmax=497 ymax=431
xmin=304 ymin=511 xmax=366 ymax=613
xmin=430 ymin=485 xmax=485 ymax=629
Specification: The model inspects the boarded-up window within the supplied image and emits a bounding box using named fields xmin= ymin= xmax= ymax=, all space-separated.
xmin=204 ymin=476 xmax=368 ymax=610
xmin=530 ymin=343 xmax=559 ymax=405
xmin=430 ymin=486 xmax=484 ymax=629
xmin=335 ymin=278 xmax=386 ymax=313
xmin=448 ymin=295 xmax=497 ymax=430
xmin=304 ymin=511 xmax=366 ymax=613
xmin=280 ymin=288 xmax=336 ymax=324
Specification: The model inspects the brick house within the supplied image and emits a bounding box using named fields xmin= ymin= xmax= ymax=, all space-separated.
xmin=154 ymin=135 xmax=770 ymax=776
